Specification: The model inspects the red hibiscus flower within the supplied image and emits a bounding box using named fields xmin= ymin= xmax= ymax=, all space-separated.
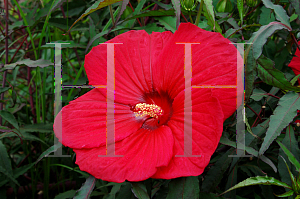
xmin=289 ymin=41 xmax=300 ymax=85
xmin=288 ymin=42 xmax=300 ymax=125
xmin=54 ymin=23 xmax=241 ymax=182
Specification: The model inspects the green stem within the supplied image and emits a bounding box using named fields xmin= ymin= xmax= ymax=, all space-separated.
xmin=189 ymin=12 xmax=194 ymax=24
xmin=194 ymin=0 xmax=204 ymax=26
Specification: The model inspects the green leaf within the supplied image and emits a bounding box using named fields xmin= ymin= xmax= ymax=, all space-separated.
xmin=278 ymin=125 xmax=300 ymax=187
xmin=127 ymin=0 xmax=147 ymax=28
xmin=290 ymin=13 xmax=298 ymax=22
xmin=73 ymin=175 xmax=96 ymax=199
xmin=4 ymin=59 xmax=53 ymax=70
xmin=85 ymin=26 xmax=127 ymax=53
xmin=257 ymin=55 xmax=300 ymax=92
xmin=274 ymin=189 xmax=294 ymax=197
xmin=50 ymin=164 xmax=89 ymax=177
xmin=155 ymin=16 xmax=176 ymax=32
xmin=261 ymin=0 xmax=291 ymax=28
xmin=54 ymin=190 xmax=76 ymax=199
xmin=124 ymin=9 xmax=176 ymax=21
xmin=259 ymin=92 xmax=300 ymax=155
xmin=219 ymin=136 xmax=277 ymax=172
xmin=0 ymin=163 xmax=35 ymax=187
xmin=202 ymin=0 xmax=215 ymax=25
xmin=104 ymin=183 xmax=123 ymax=199
xmin=166 ymin=177 xmax=199 ymax=199
xmin=221 ymin=176 xmax=292 ymax=196
xmin=291 ymin=74 xmax=300 ymax=86
xmin=68 ymin=0 xmax=123 ymax=32
xmin=0 ymin=110 xmax=19 ymax=130
xmin=0 ymin=141 xmax=12 ymax=175
xmin=277 ymin=140 xmax=300 ymax=171
xmin=248 ymin=22 xmax=291 ymax=59
xmin=202 ymin=4 xmax=222 ymax=33
xmin=202 ymin=149 xmax=233 ymax=192
xmin=170 ymin=0 xmax=180 ymax=29
xmin=279 ymin=155 xmax=296 ymax=186
xmin=0 ymin=87 xmax=10 ymax=94
xmin=237 ymin=0 xmax=243 ymax=25
xmin=20 ymin=123 xmax=54 ymax=133
xmin=35 ymin=144 xmax=61 ymax=164
xmin=0 ymin=166 xmax=20 ymax=187
xmin=259 ymin=6 xmax=276 ymax=26
xmin=199 ymin=192 xmax=226 ymax=198
xmin=289 ymin=0 xmax=300 ymax=19
xmin=131 ymin=182 xmax=150 ymax=199
xmin=250 ymin=88 xmax=267 ymax=101
xmin=245 ymin=47 xmax=257 ymax=103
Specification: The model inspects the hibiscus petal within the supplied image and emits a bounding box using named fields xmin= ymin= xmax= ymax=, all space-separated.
xmin=54 ymin=89 xmax=143 ymax=149
xmin=84 ymin=30 xmax=173 ymax=105
xmin=288 ymin=42 xmax=300 ymax=85
xmin=152 ymin=88 xmax=224 ymax=178
xmin=153 ymin=23 xmax=242 ymax=120
xmin=73 ymin=126 xmax=174 ymax=183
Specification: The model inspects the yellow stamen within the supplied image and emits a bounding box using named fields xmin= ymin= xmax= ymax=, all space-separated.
xmin=133 ymin=103 xmax=163 ymax=119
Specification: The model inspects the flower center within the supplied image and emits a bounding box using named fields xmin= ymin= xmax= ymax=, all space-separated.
xmin=133 ymin=103 xmax=163 ymax=119
xmin=130 ymin=91 xmax=173 ymax=130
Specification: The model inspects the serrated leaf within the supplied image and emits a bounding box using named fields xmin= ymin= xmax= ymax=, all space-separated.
xmin=261 ymin=0 xmax=291 ymax=28
xmin=221 ymin=176 xmax=292 ymax=196
xmin=202 ymin=4 xmax=222 ymax=33
xmin=248 ymin=22 xmax=291 ymax=59
xmin=4 ymin=59 xmax=53 ymax=69
xmin=259 ymin=92 xmax=300 ymax=155
xmin=68 ymin=0 xmax=123 ymax=32
xmin=257 ymin=55 xmax=300 ymax=92
xmin=277 ymin=140 xmax=300 ymax=171
xmin=155 ymin=16 xmax=176 ymax=32
xmin=202 ymin=0 xmax=215 ymax=25
xmin=219 ymin=136 xmax=277 ymax=172
xmin=170 ymin=0 xmax=180 ymax=29
xmin=74 ymin=175 xmax=96 ymax=199
xmin=166 ymin=177 xmax=199 ymax=199
xmin=0 ymin=111 xmax=19 ymax=130
xmin=131 ymin=182 xmax=150 ymax=199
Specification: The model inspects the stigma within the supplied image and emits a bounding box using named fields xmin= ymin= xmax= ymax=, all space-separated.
xmin=133 ymin=103 xmax=163 ymax=119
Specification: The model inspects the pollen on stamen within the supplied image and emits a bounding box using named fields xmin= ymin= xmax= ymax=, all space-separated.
xmin=133 ymin=103 xmax=163 ymax=119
